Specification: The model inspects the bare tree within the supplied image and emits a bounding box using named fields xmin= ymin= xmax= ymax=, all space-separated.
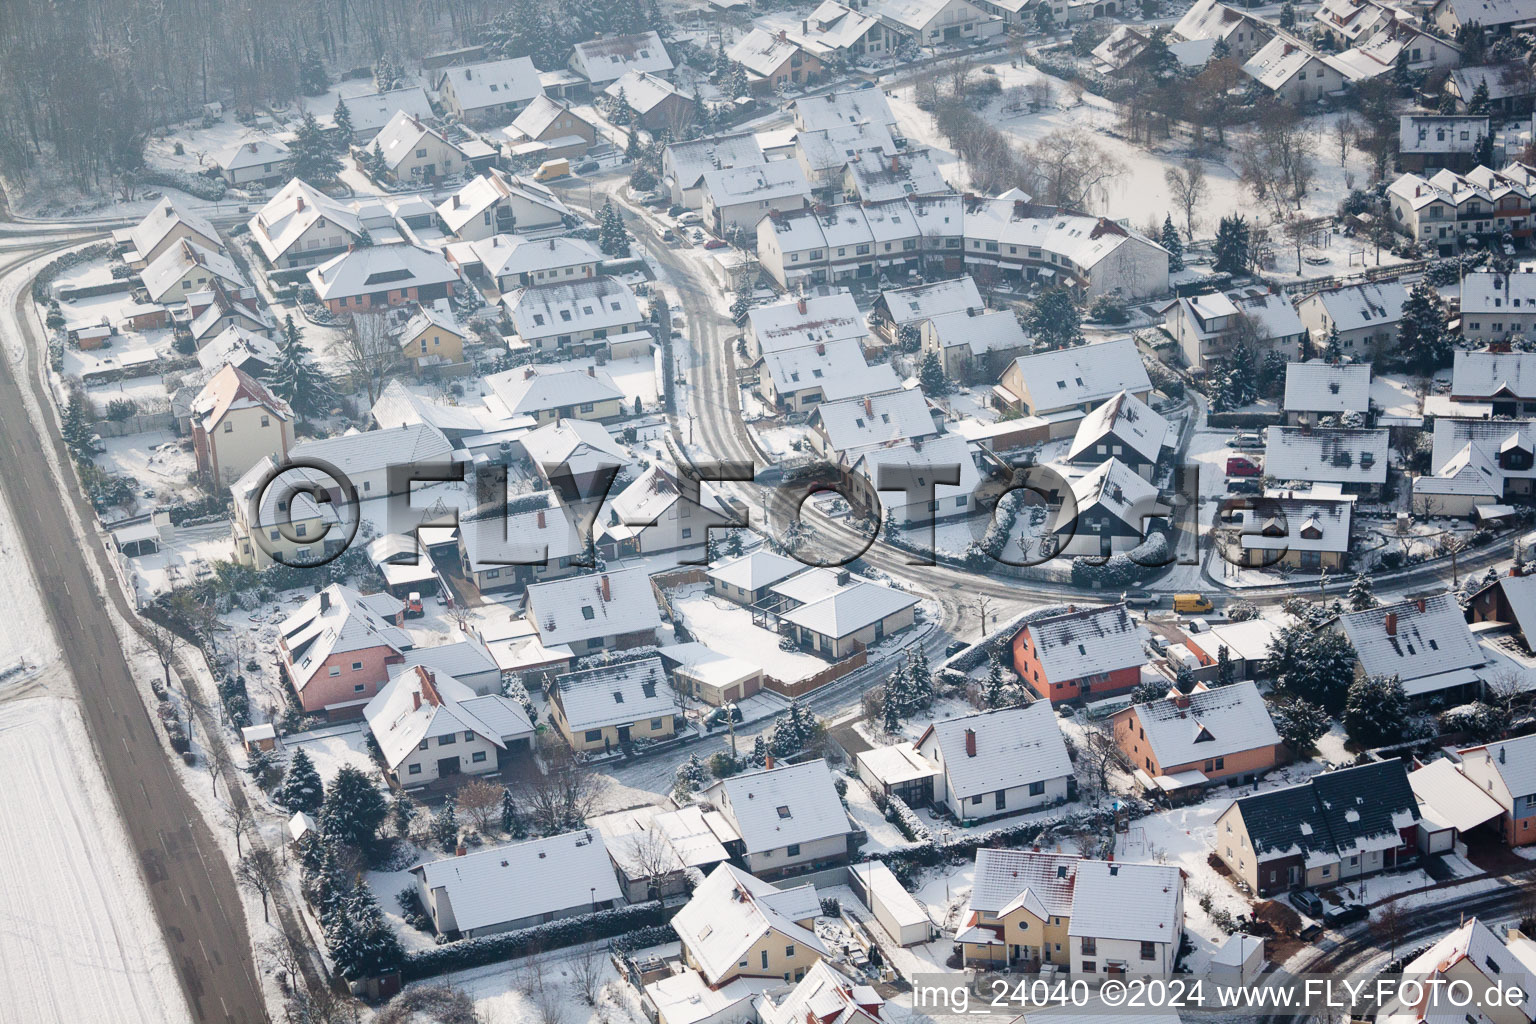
xmin=456 ymin=777 xmax=503 ymax=833
xmin=623 ymin=828 xmax=676 ymax=898
xmin=1281 ymin=214 xmax=1315 ymax=275
xmin=568 ymin=937 xmax=606 ymax=1006
xmin=1165 ymin=161 xmax=1210 ymax=241
xmin=141 ymin=619 xmax=181 ymax=693
xmin=1334 ymin=115 xmax=1356 ymax=190
xmin=1026 ymin=79 xmax=1055 ymax=110
xmin=520 ymin=736 xmax=604 ymax=833
xmin=206 ymin=736 xmax=233 ymax=798
xmin=377 ymin=984 xmax=479 ymax=1024
xmin=236 ymin=847 xmax=282 ymax=923
xmin=258 ymin=931 xmax=307 ymax=994
xmin=227 ymin=799 xmax=257 ymax=857
xmin=1373 ymin=898 xmax=1407 ymax=958
xmin=337 ymin=311 xmax=400 ymax=406
xmin=1030 ymin=128 xmax=1124 ymax=211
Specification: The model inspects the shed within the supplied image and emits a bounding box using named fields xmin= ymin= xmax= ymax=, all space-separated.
xmin=240 ymin=722 xmax=277 ymax=752
xmin=288 ymin=811 xmax=316 ymax=842
xmin=847 ymin=860 xmax=933 ymax=947
xmin=1211 ymin=933 xmax=1265 ymax=987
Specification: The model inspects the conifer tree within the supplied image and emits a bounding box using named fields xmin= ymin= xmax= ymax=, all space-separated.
xmin=1213 ymin=215 xmax=1250 ymax=275
xmin=918 ymin=350 xmax=953 ymax=397
xmin=1161 ymin=214 xmax=1184 ymax=272
xmin=266 ymin=315 xmax=337 ymax=420
xmin=278 ymin=747 xmax=324 ymax=814
xmin=1348 ymin=571 xmax=1376 ymax=610
xmin=320 ymin=765 xmax=389 ymax=853
xmin=333 ymin=96 xmax=354 ymax=151
xmin=292 ymin=110 xmax=341 ymax=182
xmin=431 ymin=799 xmax=459 ymax=853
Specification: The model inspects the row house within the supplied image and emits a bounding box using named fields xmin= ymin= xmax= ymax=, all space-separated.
xmin=962 ymin=195 xmax=1169 ymax=300
xmin=1387 ymin=163 xmax=1533 ymax=255
xmin=756 ymin=195 xmax=962 ymax=289
xmin=1461 ymin=269 xmax=1536 ymax=343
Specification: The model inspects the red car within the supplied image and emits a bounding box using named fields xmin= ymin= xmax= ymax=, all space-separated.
xmin=1227 ymin=455 xmax=1262 ymax=477
xmin=704 ymin=239 xmax=728 ymax=249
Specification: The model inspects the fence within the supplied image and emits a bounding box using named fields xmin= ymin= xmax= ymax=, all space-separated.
xmin=765 ymin=649 xmax=867 ymax=698
xmin=1272 ymin=258 xmax=1430 ymax=299
xmin=92 ymin=411 xmax=177 ymax=437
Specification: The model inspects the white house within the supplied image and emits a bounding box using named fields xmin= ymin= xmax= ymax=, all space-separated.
xmin=1163 ymin=287 xmax=1308 ymax=371
xmin=874 ymin=0 xmax=1003 ymax=49
xmin=962 ymin=195 xmax=1170 ymax=299
xmin=465 ymin=234 xmax=602 ymax=292
xmin=672 ymin=864 xmax=826 ymax=986
xmin=699 ymin=759 xmax=854 ymax=878
xmin=1337 ymin=593 xmax=1486 ymax=702
xmin=362 ymin=666 xmax=533 ymax=785
xmin=1067 ymin=390 xmax=1169 ymax=479
xmin=370 ymin=111 xmax=468 ymax=182
xmin=570 ymin=31 xmax=674 ymax=87
xmin=1282 ymin=361 xmax=1372 ymax=425
xmin=1068 ymin=860 xmax=1184 ymax=978
xmin=846 ymin=432 xmax=980 ymax=525
xmin=1242 ymin=36 xmax=1347 ymax=105
xmin=246 ymin=179 xmax=363 ymax=271
xmin=1295 ymin=281 xmax=1409 ymax=357
xmin=662 ymin=134 xmax=765 ymax=209
xmin=998 ymin=337 xmax=1153 ymax=432
xmin=215 ymin=136 xmax=291 ymax=187
xmin=524 ymin=567 xmax=663 ymax=653
xmin=1264 ymin=426 xmax=1389 ymax=495
xmin=809 ymin=388 xmax=940 ymax=460
xmin=287 ymin=423 xmax=454 ymax=500
xmin=436 ymin=57 xmax=544 ymax=123
xmin=1461 ymin=270 xmax=1536 ymax=344
xmin=599 ymin=464 xmax=734 ymax=560
xmin=790 ymin=1 xmax=910 ymax=61
xmin=501 ymin=276 xmax=644 ymax=355
xmin=438 ymin=170 xmax=570 ymax=241
xmin=914 ymin=702 xmax=1074 ymax=822
xmin=115 ymin=196 xmax=223 ymax=268
xmin=701 ymin=161 xmax=811 ymax=238
xmin=141 ymin=239 xmax=247 ymax=304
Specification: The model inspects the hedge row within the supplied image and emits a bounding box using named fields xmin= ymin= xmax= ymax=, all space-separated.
xmin=400 ymin=900 xmax=674 ymax=981
xmin=867 ymin=799 xmax=1150 ymax=872
xmin=32 ymin=242 xmax=114 ymax=301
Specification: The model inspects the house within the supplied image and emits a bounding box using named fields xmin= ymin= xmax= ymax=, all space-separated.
xmin=796 ymin=120 xmax=898 ymax=192
xmin=791 ymin=88 xmax=900 ymax=135
xmin=871 ymin=276 xmax=985 ymax=343
xmin=370 ymin=111 xmax=468 ymax=183
xmin=486 ymin=366 xmax=626 ymax=423
xmin=1068 ymin=861 xmax=1183 ymax=979
xmin=197 ymin=324 xmax=280 ymax=377
xmin=758 ymin=338 xmax=900 ymax=413
xmin=729 ymin=29 xmax=823 ymax=92
xmin=1050 ymin=457 xmax=1168 ymax=558
xmin=842 ymin=148 xmax=949 ymax=203
xmin=1213 ymin=759 xmax=1420 ymax=896
xmin=699 ymin=759 xmax=854 ymax=878
xmin=1181 ymin=617 xmax=1286 ymax=681
xmin=525 ymin=567 xmax=662 ymax=653
xmin=1090 ymin=25 xmax=1154 ymax=73
xmin=395 ymin=306 xmax=466 ymax=371
xmin=458 ymin=497 xmax=586 ymax=594
xmin=288 ymin=422 xmax=453 ymax=501
xmin=809 ymin=388 xmax=940 ymax=460
xmin=465 ymin=234 xmax=601 ymax=292
xmin=873 ymin=0 xmax=1002 ymax=48
xmin=755 ymin=199 xmax=925 ymax=290
xmin=1330 ymin=27 xmax=1461 ymax=83
xmin=305 ymin=244 xmax=458 ymax=315
xmin=914 ymin=703 xmax=1075 ymax=822
xmin=1467 ymin=568 xmax=1536 ymax=653
xmin=1446 ymin=64 xmax=1536 ymax=115
xmin=953 ymin=848 xmax=1079 ymax=966
xmin=646 ymin=972 xmax=759 ymax=1024
xmin=657 ymin=643 xmax=764 ymax=706
xmin=1399 ymin=114 xmax=1492 ymax=173
xmin=185 ymin=281 xmax=273 ymax=345
xmin=505 ymin=95 xmax=595 ymax=161
xmin=746 ymin=291 xmax=866 ymax=360
xmin=435 ymin=57 xmax=544 ymax=124
xmin=775 ymin=572 xmax=919 ymax=659
xmin=963 ymin=195 xmax=1169 ymax=300
xmin=789 ymin=1 xmax=909 ymax=61
xmin=370 ymin=379 xmax=482 ymax=440
xmin=701 ymin=161 xmax=811 ymax=238
xmin=1452 ymin=349 xmax=1536 ymax=414
xmin=570 ymin=32 xmax=674 ymax=88
xmin=1378 ymin=918 xmax=1536 ymax=1024
xmin=1233 ymin=492 xmax=1355 ymax=571
xmin=599 ymin=463 xmax=736 ymax=559
xmin=115 ymin=197 xmax=223 ymax=268
xmin=707 ymin=551 xmax=805 ymax=606
xmin=1314 ymin=0 xmax=1396 ymax=48
xmin=1385 ymin=164 xmax=1535 ymax=256
xmin=1432 ymin=0 xmax=1536 ymax=36
xmin=1112 ymin=680 xmax=1283 ymax=795
xmin=215 ymin=136 xmax=291 ymax=187
xmin=1241 ymin=37 xmax=1347 ymax=105
xmin=844 ymin=432 xmax=979 ymax=526
xmin=1338 ymin=593 xmax=1486 ymax=703
xmin=1295 ymin=282 xmax=1408 ymax=359
xmin=1414 ymin=434 xmax=1510 ymax=517
xmin=189 ymin=363 xmax=293 ymax=488
xmin=1263 ymin=426 xmax=1389 ymax=496
xmin=437 ymin=170 xmax=570 ymax=241
xmin=500 ymin=276 xmax=644 ymax=355
xmin=663 ymin=133 xmax=765 ymax=209
xmin=1066 ymin=390 xmax=1168 ymax=480
xmin=1163 ymin=287 xmax=1308 ymax=372
xmin=605 ymin=71 xmax=694 ymax=134
xmin=998 ymin=337 xmax=1152 ymax=435
xmin=140 ymin=239 xmax=246 ymax=305
xmin=1011 ymin=602 xmax=1148 ymax=703
xmin=329 ymin=88 xmax=435 ymax=142
xmin=1458 ymin=735 xmax=1536 ymax=846
xmin=1170 ymin=0 xmax=1272 ymax=60
xmin=672 ymin=863 xmax=826 ymax=985
xmin=520 ymin=418 xmax=630 ymax=495
xmin=1281 ymin=361 xmax=1372 ymax=425
xmin=920 ymin=307 xmax=1029 ymax=381
xmin=363 ymin=665 xmax=533 ymax=784
xmin=230 ymin=457 xmax=348 ymax=569
xmin=1408 ymin=758 xmax=1506 ymax=853
xmin=277 ymin=585 xmax=412 ymax=715
xmin=547 ymin=656 xmax=678 ymax=753
xmin=756 ymin=963 xmax=885 ymax=1024
xmin=1460 ymin=270 xmax=1536 ymax=344
xmin=609 ymin=803 xmax=731 ymax=904
xmin=246 ymin=179 xmax=363 ymax=271
xmin=410 ymin=830 xmax=622 ymax=938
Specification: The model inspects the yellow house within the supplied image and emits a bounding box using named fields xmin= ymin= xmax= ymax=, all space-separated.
xmin=398 ymin=307 xmax=466 ymax=372
xmin=545 ymin=656 xmax=679 ymax=753
xmin=230 ymin=456 xmax=349 ymax=568
xmin=190 ymin=362 xmax=294 ymax=489
xmin=672 ymin=863 xmax=828 ymax=986
xmin=956 ymin=849 xmax=1080 ymax=967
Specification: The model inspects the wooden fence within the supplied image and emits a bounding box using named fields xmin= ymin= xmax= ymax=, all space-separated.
xmin=765 ymin=649 xmax=867 ymax=698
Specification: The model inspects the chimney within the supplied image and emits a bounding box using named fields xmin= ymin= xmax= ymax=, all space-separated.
xmin=295 ymin=195 xmax=305 ymax=213
xmin=456 ymin=843 xmax=467 ymax=856
xmin=1107 ymin=852 xmax=1114 ymax=862
xmin=890 ymin=154 xmax=900 ymax=173
xmin=413 ymin=690 xmax=421 ymax=711
xmin=587 ymin=365 xmax=595 ymax=377
xmin=864 ymin=397 xmax=873 ymax=416
xmin=778 ymin=28 xmax=787 ymax=41
xmin=1501 ymin=746 xmax=1507 ymax=764
xmin=765 ymin=754 xmax=775 ymax=769
xmin=797 ymin=297 xmax=807 ymax=315
xmin=247 ymin=142 xmax=258 ymax=153
xmin=163 ymin=203 xmax=174 ymax=217
xmin=964 ymin=728 xmax=977 ymax=757
xmin=452 ymin=194 xmax=461 ymax=209
xmin=1416 ymin=597 xmax=1427 ymax=613
xmin=465 ymin=67 xmax=473 ymax=79
xmin=537 ymin=510 xmax=546 ymax=528
xmin=1514 ymin=564 xmax=1525 ymax=577
xmin=600 ymin=574 xmax=612 ymax=601
xmin=524 ymin=367 xmax=535 ymax=379
xmin=815 ymin=342 xmax=826 ymax=355
xmin=1384 ymin=611 xmax=1398 ymax=636
xmin=319 ymin=589 xmax=331 ymax=613
xmin=803 ymin=17 xmax=810 ymax=32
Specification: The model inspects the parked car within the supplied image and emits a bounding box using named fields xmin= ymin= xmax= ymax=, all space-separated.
xmin=1289 ymin=890 xmax=1325 ymax=918
xmin=704 ymin=238 xmax=728 ymax=249
xmin=1227 ymin=479 xmax=1261 ymax=495
xmin=677 ymin=211 xmax=703 ymax=226
xmin=575 ymin=160 xmax=599 ymax=174
xmin=945 ymin=640 xmax=969 ymax=657
xmin=1324 ymin=902 xmax=1369 ymax=927
xmin=1231 ymin=433 xmax=1265 ymax=449
xmin=1226 ymin=455 xmax=1262 ymax=477
xmin=1173 ymin=593 xmax=1213 ymax=614
xmin=1122 ymin=590 xmax=1160 ymax=609
xmin=662 ymin=229 xmax=677 ymax=242
xmin=668 ymin=205 xmax=685 ymax=217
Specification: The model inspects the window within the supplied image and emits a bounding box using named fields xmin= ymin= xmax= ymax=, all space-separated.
xmin=439 ymin=734 xmax=456 ymax=745
xmin=408 ymin=763 xmax=422 ymax=774
xmin=777 ymin=805 xmax=792 ymax=818
xmin=650 ymin=718 xmax=663 ymax=729
xmin=351 ymin=661 xmax=362 ymax=671
xmin=786 ymin=944 xmax=796 ymax=957
xmin=1081 ymin=937 xmax=1097 ymax=955
xmin=415 ymin=148 xmax=427 ymax=158
xmin=787 ymin=844 xmax=800 ymax=856
xmin=1082 ymin=961 xmax=1097 ymax=973
xmin=328 ymin=666 xmax=341 ymax=677
xmin=223 ymin=421 xmax=233 ymax=433
xmin=1141 ymin=941 xmax=1157 ymax=961
xmin=585 ymin=729 xmax=603 ymax=742
xmin=465 ymin=731 xmax=475 ymax=742
xmin=762 ymin=951 xmax=769 ymax=970
xmin=354 ymin=683 xmax=365 ymax=692
xmin=582 ymin=606 xmax=595 ymax=620
xmin=471 ymin=751 xmax=487 ymax=763
xmin=1028 ymin=781 xmax=1046 ymax=796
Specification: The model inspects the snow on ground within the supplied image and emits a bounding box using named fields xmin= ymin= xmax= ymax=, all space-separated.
xmin=0 ymin=430 xmax=190 ymax=1022
xmin=284 ymin=721 xmax=380 ymax=786
xmin=671 ymin=585 xmax=828 ymax=683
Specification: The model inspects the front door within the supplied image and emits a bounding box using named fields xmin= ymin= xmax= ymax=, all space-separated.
xmin=618 ymin=725 xmax=631 ymax=743
xmin=438 ymin=756 xmax=461 ymax=778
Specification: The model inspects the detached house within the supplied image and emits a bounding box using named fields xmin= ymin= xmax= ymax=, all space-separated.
xmin=914 ymin=703 xmax=1075 ymax=822
xmin=1241 ymin=37 xmax=1346 ymax=105
xmin=1067 ymin=390 xmax=1168 ymax=480
xmin=998 ymin=337 xmax=1152 ymax=436
xmin=662 ymin=133 xmax=765 ymax=209
xmin=486 ymin=366 xmax=626 ymax=423
xmin=278 ymin=584 xmax=411 ymax=715
xmin=672 ymin=863 xmax=826 ymax=986
xmin=547 ymin=657 xmax=679 ymax=753
xmin=1050 ymin=457 xmax=1168 ymax=559
xmin=505 ymin=95 xmax=595 ymax=161
xmin=954 ymin=849 xmax=1079 ymax=967
xmin=1457 ymin=735 xmax=1536 ymax=846
xmin=141 ymin=239 xmax=247 ymax=304
xmin=1263 ymin=426 xmax=1389 ymax=497
xmin=701 ymin=161 xmax=811 ymax=237
xmin=809 ymin=388 xmax=940 ymax=462
xmin=246 ymin=179 xmax=363 ymax=271
xmin=1012 ymin=603 xmax=1148 ymax=703
xmin=605 ymin=71 xmax=694 ymax=133
xmin=707 ymin=550 xmax=806 ymax=607
xmin=437 ymin=170 xmax=569 ymax=241
xmin=1452 ymin=349 xmax=1536 ymax=415
xmin=395 ymin=306 xmax=465 ymax=371
xmin=790 ymin=1 xmax=909 ymax=61
xmin=363 ymin=666 xmax=533 ymax=785
xmin=435 ymin=57 xmax=544 ymax=124
xmin=1234 ymin=492 xmax=1355 ymax=571
xmin=871 ymin=275 xmax=985 ymax=343
xmin=1170 ymin=0 xmax=1272 ymax=60
xmin=757 ymin=962 xmax=886 ymax=1024
xmin=525 ymin=567 xmax=663 ymax=653
xmin=1460 ymin=270 xmax=1536 ymax=344
xmin=1215 ymin=759 xmax=1420 ymax=896
xmin=189 ymin=363 xmax=293 ymax=488
xmin=1163 ymin=287 xmax=1307 ymax=372
xmin=464 ymin=234 xmax=601 ymax=292
xmin=370 ymin=111 xmax=467 ymax=183
xmin=1296 ymin=282 xmax=1408 ymax=358
xmin=500 ymin=276 xmax=644 ymax=355
xmin=1337 ymin=593 xmax=1486 ymax=703
xmin=1069 ymin=861 xmax=1183 ymax=979
xmin=230 ymin=457 xmax=349 ymax=569
xmin=599 ymin=464 xmax=735 ymax=560
xmin=729 ymin=29 xmax=823 ymax=92
xmin=1112 ymin=680 xmax=1283 ymax=795
xmin=845 ymin=433 xmax=980 ymax=527
xmin=1281 ymin=361 xmax=1372 ymax=426
xmin=571 ymin=32 xmax=673 ymax=87
xmin=215 ymin=136 xmax=291 ymax=187
xmin=458 ymin=497 xmax=586 ymax=595
xmin=920 ymin=307 xmax=1029 ymax=381
xmin=306 ymin=244 xmax=459 ymax=315
xmin=701 ymin=759 xmax=854 ymax=878
xmin=115 ymin=197 xmax=223 ymax=268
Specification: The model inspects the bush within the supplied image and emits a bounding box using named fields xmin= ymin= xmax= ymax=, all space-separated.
xmin=105 ymin=398 xmax=138 ymax=421
xmin=401 ymin=901 xmax=673 ymax=980
xmin=1090 ymin=296 xmax=1129 ymax=324
xmin=136 ymin=167 xmax=228 ymax=201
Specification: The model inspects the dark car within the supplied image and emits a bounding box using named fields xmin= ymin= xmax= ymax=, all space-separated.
xmin=1228 ymin=479 xmax=1261 ymax=495
xmin=1325 ymin=903 xmax=1369 ymax=927
xmin=945 ymin=640 xmax=969 ymax=657
xmin=1289 ymin=890 xmax=1324 ymax=918
xmin=668 ymin=205 xmax=686 ymax=217
xmin=575 ymin=160 xmax=599 ymax=174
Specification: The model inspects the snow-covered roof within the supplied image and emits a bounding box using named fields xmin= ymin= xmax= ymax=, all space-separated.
xmin=370 ymin=379 xmax=482 ymax=436
xmin=501 ymin=275 xmax=641 ymax=341
xmin=656 ymin=642 xmax=761 ymax=693
xmin=1462 ymin=269 xmax=1536 ymax=315
xmin=373 ymin=111 xmax=462 ymax=172
xmin=306 ymin=243 xmax=458 ymax=301
xmin=1400 ymin=115 xmax=1490 ymax=155
xmin=216 ymin=135 xmax=290 ymax=172
xmin=460 ymin=496 xmax=585 ymax=572
xmin=796 ymin=121 xmax=897 ymax=177
xmin=604 ymin=70 xmax=687 ymax=116
xmin=399 ymin=637 xmax=501 ymax=682
xmin=918 ymin=702 xmax=1072 ymax=800
xmin=1243 ymin=36 xmax=1332 ymax=90
xmin=925 ymin=308 xmax=1027 ymax=359
xmin=1450 ymin=62 xmax=1536 ymax=102
xmin=437 ymin=170 xmax=568 ymax=234
xmin=290 ymin=422 xmax=453 ymax=481
xmin=758 ymin=962 xmax=883 ymax=1024
xmin=1437 ymin=0 xmax=1536 ymax=29
xmin=1283 ymin=361 xmax=1372 ymax=415
xmin=1240 ymin=496 xmax=1354 ymax=554
xmin=1068 ymin=861 xmax=1181 ymax=944
xmin=332 ymin=88 xmax=433 ymax=136
xmin=761 ymin=337 xmax=901 ymax=401
xmin=552 ymin=656 xmax=675 ymax=732
xmin=364 ymin=666 xmax=531 ymax=769
xmin=671 ymin=863 xmax=825 ymax=986
xmin=1024 ymin=603 xmax=1148 ymax=683
xmin=525 ymin=567 xmax=662 ymax=645
xmin=486 ymin=366 xmax=624 ymax=416
xmin=521 ymin=417 xmax=628 ymax=470
xmin=1061 ymin=457 xmax=1166 ymax=530
xmin=141 ymin=238 xmax=245 ymax=300
xmin=1264 ymin=427 xmax=1388 ymax=485
xmin=438 ymin=57 xmax=543 ymax=113
xmin=879 ymin=276 xmax=984 ymax=328
xmin=850 ymin=432 xmax=980 ymax=513
xmin=280 ymin=584 xmax=411 ymax=691
xmin=1338 ymin=593 xmax=1485 ymax=696
xmin=1409 ymin=759 xmax=1506 ymax=833
xmin=778 ymin=574 xmax=920 ymax=638
xmin=1306 ymin=281 xmax=1410 ymax=339
xmin=1007 ymin=337 xmax=1152 ymax=412
xmin=197 ymin=324 xmax=280 ymax=374
xmin=646 ymin=972 xmax=759 ymax=1024
xmin=412 ymin=830 xmax=622 ymax=934
xmin=1068 ymin=390 xmax=1169 ymax=465
xmin=1190 ymin=618 xmax=1286 ymax=663
xmin=1172 ymin=0 xmax=1261 ymax=42
xmin=247 ymin=178 xmax=362 ymax=263
xmin=1453 ymin=348 xmax=1536 ymax=400
xmin=190 ymin=362 xmax=291 ymax=433
xmin=811 ymin=388 xmax=939 ymax=455
xmin=664 ymin=133 xmax=765 ymax=191
xmin=790 ymin=88 xmax=897 ymax=134
xmin=1396 ymin=918 xmax=1536 ymax=1023
xmin=702 ymin=160 xmax=810 ymax=208
xmin=1128 ymin=680 xmax=1280 ymax=768
xmin=470 ymin=233 xmax=602 ymax=281
xmin=1461 ymin=733 xmax=1536 ymax=804
xmin=729 ymin=28 xmax=803 ymax=77
xmin=706 ymin=550 xmax=805 ymax=592
xmin=128 ymin=196 xmax=221 ymax=263
xmin=963 ymin=197 xmax=1165 ymax=275
xmin=968 ymin=848 xmax=1079 ymax=918
xmin=844 ymin=147 xmax=949 ymax=202
xmin=509 ymin=95 xmax=583 ymax=140
xmin=749 ymin=291 xmax=867 ymax=355
xmin=704 ymin=759 xmax=853 ymax=855
xmin=571 ymin=32 xmax=674 ymax=85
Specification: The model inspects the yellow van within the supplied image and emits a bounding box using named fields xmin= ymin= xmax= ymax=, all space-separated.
xmin=534 ymin=158 xmax=570 ymax=182
xmin=1173 ymin=593 xmax=1213 ymax=614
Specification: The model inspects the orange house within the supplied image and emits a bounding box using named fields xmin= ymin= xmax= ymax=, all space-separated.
xmin=279 ymin=585 xmax=412 ymax=716
xmin=1011 ymin=604 xmax=1147 ymax=703
xmin=1111 ymin=680 xmax=1284 ymax=792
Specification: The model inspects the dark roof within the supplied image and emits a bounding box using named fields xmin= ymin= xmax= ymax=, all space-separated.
xmin=1232 ymin=760 xmax=1417 ymax=862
